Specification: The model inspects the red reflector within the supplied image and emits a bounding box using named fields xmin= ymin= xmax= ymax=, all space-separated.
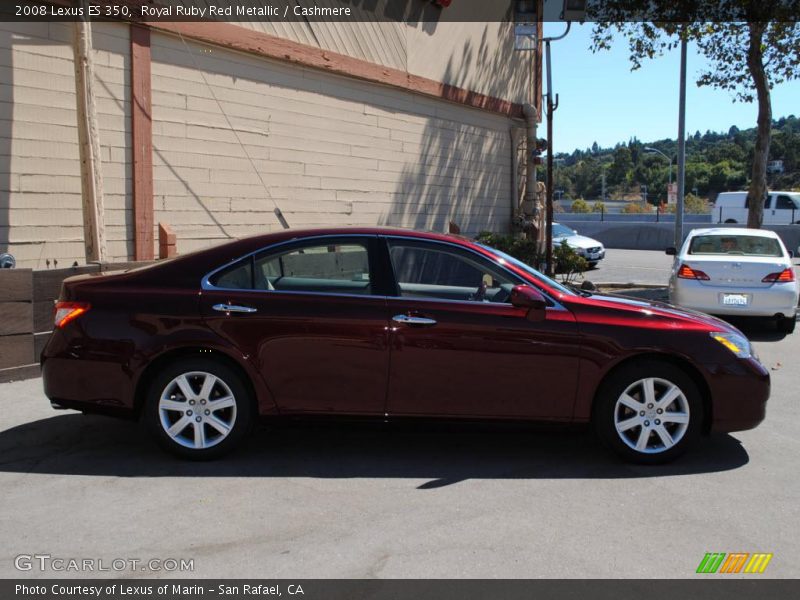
xmin=677 ymin=264 xmax=710 ymax=280
xmin=54 ymin=301 xmax=90 ymax=328
xmin=762 ymin=268 xmax=795 ymax=283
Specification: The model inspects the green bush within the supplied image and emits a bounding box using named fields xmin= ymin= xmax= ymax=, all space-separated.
xmin=553 ymin=240 xmax=588 ymax=283
xmin=475 ymin=232 xmax=544 ymax=269
xmin=571 ymin=198 xmax=591 ymax=213
xmin=476 ymin=233 xmax=587 ymax=284
xmin=621 ymin=202 xmax=652 ymax=214
xmin=592 ymin=201 xmax=606 ymax=213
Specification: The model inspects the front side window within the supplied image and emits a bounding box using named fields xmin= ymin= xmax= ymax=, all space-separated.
xmin=775 ymin=195 xmax=799 ymax=210
xmin=209 ymin=240 xmax=372 ymax=295
xmin=388 ymin=240 xmax=519 ymax=303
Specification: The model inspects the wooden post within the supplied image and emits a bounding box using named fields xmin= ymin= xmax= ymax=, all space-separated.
xmin=159 ymin=223 xmax=177 ymax=259
xmin=131 ymin=25 xmax=154 ymax=260
xmin=73 ymin=4 xmax=107 ymax=263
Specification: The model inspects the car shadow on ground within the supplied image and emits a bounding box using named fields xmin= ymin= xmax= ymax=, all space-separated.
xmin=0 ymin=414 xmax=749 ymax=487
xmin=723 ymin=316 xmax=792 ymax=342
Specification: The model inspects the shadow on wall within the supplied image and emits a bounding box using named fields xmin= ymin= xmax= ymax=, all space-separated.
xmin=386 ymin=24 xmax=524 ymax=236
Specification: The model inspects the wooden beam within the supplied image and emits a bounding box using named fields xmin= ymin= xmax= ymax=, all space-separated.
xmin=131 ymin=24 xmax=154 ymax=261
xmin=150 ymin=20 xmax=525 ymax=119
xmin=73 ymin=12 xmax=108 ymax=262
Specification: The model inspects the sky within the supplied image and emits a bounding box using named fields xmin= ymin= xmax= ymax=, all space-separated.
xmin=541 ymin=22 xmax=800 ymax=155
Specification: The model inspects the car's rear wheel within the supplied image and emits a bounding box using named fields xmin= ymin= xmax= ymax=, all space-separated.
xmin=144 ymin=358 xmax=253 ymax=460
xmin=593 ymin=361 xmax=703 ymax=464
xmin=724 ymin=219 xmax=737 ymax=224
xmin=778 ymin=315 xmax=796 ymax=334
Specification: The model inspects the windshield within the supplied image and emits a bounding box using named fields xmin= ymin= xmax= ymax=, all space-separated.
xmin=688 ymin=234 xmax=783 ymax=257
xmin=476 ymin=244 xmax=576 ymax=296
xmin=552 ymin=224 xmax=575 ymax=237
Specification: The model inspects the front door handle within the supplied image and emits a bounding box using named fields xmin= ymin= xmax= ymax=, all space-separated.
xmin=392 ymin=314 xmax=437 ymax=327
xmin=213 ymin=303 xmax=258 ymax=314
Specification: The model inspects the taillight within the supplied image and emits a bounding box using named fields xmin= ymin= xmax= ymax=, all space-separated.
xmin=677 ymin=264 xmax=710 ymax=281
xmin=54 ymin=301 xmax=90 ymax=328
xmin=762 ymin=268 xmax=796 ymax=283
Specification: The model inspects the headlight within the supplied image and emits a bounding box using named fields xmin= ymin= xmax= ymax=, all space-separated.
xmin=710 ymin=332 xmax=752 ymax=359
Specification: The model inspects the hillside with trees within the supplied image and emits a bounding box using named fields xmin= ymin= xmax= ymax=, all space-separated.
xmin=554 ymin=115 xmax=800 ymax=204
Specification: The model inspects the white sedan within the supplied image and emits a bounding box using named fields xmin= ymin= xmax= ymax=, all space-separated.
xmin=553 ymin=223 xmax=606 ymax=268
xmin=667 ymin=228 xmax=799 ymax=333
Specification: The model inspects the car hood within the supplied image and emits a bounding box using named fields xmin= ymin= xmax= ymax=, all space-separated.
xmin=571 ymin=292 xmax=741 ymax=333
xmin=554 ymin=234 xmax=603 ymax=249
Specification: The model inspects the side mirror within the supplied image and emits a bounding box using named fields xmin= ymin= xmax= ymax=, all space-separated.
xmin=665 ymin=247 xmax=677 ymax=256
xmin=510 ymin=285 xmax=547 ymax=321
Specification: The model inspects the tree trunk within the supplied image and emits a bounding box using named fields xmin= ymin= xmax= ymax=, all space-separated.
xmin=746 ymin=22 xmax=771 ymax=229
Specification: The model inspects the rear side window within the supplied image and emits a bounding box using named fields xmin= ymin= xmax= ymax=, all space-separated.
xmin=209 ymin=242 xmax=372 ymax=295
xmin=255 ymin=243 xmax=371 ymax=293
xmin=209 ymin=259 xmax=252 ymax=289
xmin=744 ymin=195 xmax=770 ymax=208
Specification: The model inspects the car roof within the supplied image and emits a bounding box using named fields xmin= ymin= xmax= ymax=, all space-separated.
xmin=687 ymin=227 xmax=780 ymax=239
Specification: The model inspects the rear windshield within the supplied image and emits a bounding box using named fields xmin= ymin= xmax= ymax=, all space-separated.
xmin=688 ymin=235 xmax=783 ymax=257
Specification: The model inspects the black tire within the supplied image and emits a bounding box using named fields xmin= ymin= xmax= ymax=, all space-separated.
xmin=144 ymin=357 xmax=253 ymax=460
xmin=778 ymin=315 xmax=796 ymax=334
xmin=593 ymin=360 xmax=703 ymax=464
xmin=724 ymin=219 xmax=737 ymax=224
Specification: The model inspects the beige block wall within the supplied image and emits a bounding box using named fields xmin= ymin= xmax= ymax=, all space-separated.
xmin=2 ymin=19 xmax=519 ymax=266
xmin=0 ymin=21 xmax=131 ymax=268
xmin=150 ymin=31 xmax=514 ymax=255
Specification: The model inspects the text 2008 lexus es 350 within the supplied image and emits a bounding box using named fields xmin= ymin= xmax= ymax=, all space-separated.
xmin=41 ymin=227 xmax=769 ymax=463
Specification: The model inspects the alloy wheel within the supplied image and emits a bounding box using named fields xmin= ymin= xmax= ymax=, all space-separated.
xmin=158 ymin=371 xmax=238 ymax=450
xmin=613 ymin=377 xmax=690 ymax=454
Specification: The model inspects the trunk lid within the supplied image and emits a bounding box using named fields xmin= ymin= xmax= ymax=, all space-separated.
xmin=681 ymin=256 xmax=791 ymax=289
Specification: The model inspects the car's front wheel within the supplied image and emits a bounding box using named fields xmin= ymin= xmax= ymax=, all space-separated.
xmin=144 ymin=358 xmax=253 ymax=460
xmin=593 ymin=361 xmax=703 ymax=464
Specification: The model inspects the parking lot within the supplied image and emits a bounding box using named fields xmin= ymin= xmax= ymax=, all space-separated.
xmin=1 ymin=256 xmax=798 ymax=579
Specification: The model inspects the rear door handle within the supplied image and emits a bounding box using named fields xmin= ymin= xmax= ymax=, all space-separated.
xmin=213 ymin=303 xmax=257 ymax=314
xmin=392 ymin=314 xmax=437 ymax=327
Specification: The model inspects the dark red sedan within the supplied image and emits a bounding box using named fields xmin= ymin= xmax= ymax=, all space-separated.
xmin=41 ymin=227 xmax=769 ymax=463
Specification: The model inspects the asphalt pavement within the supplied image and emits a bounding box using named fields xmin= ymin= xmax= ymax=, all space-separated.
xmin=1 ymin=318 xmax=798 ymax=578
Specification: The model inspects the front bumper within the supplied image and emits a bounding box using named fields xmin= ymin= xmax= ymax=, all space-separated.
xmin=705 ymin=356 xmax=770 ymax=433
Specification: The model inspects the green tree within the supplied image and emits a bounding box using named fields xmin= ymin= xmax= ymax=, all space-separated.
xmin=592 ymin=2 xmax=800 ymax=228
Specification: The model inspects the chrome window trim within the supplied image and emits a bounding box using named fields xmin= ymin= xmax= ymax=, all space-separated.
xmin=200 ymin=232 xmax=568 ymax=312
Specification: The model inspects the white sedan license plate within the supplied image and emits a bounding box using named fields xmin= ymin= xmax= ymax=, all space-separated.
xmin=722 ymin=293 xmax=749 ymax=306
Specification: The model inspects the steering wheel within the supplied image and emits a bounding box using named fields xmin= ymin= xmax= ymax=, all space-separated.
xmin=470 ymin=280 xmax=487 ymax=302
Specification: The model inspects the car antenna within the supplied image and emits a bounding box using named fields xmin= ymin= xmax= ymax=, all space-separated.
xmin=177 ymin=32 xmax=290 ymax=230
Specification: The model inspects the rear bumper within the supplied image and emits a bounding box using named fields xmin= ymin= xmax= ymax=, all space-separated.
xmin=705 ymin=357 xmax=770 ymax=433
xmin=670 ymin=280 xmax=799 ymax=317
xmin=41 ymin=329 xmax=136 ymax=417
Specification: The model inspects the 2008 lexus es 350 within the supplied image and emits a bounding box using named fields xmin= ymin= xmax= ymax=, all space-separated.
xmin=41 ymin=227 xmax=769 ymax=463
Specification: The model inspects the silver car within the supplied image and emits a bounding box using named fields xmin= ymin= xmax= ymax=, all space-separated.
xmin=553 ymin=223 xmax=606 ymax=268
xmin=667 ymin=227 xmax=799 ymax=333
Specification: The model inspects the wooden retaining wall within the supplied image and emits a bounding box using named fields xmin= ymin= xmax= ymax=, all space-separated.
xmin=0 ymin=262 xmax=150 ymax=383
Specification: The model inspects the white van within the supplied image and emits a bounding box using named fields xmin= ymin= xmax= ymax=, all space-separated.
xmin=714 ymin=191 xmax=800 ymax=224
